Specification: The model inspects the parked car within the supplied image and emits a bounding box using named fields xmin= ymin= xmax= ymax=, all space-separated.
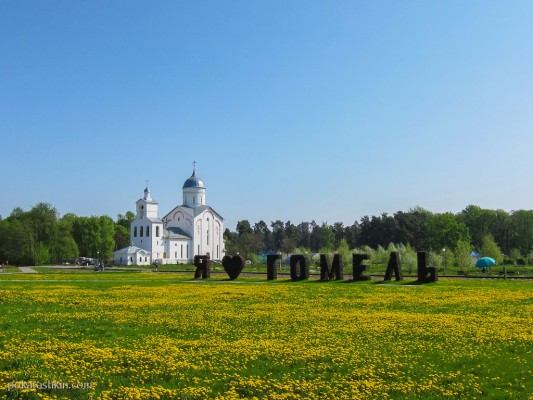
xmin=76 ymin=257 xmax=95 ymax=266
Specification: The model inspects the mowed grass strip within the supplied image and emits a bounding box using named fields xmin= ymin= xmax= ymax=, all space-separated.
xmin=0 ymin=275 xmax=531 ymax=399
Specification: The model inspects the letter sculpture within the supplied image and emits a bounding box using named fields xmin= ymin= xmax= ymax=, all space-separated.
xmin=266 ymin=254 xmax=281 ymax=280
xmin=290 ymin=254 xmax=309 ymax=281
xmin=193 ymin=255 xmax=211 ymax=279
xmin=384 ymin=251 xmax=403 ymax=281
xmin=417 ymin=251 xmax=438 ymax=283
xmin=320 ymin=253 xmax=344 ymax=281
xmin=352 ymin=253 xmax=371 ymax=281
xmin=222 ymin=255 xmax=245 ymax=280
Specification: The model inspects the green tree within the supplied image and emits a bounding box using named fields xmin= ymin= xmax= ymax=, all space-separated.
xmin=296 ymin=222 xmax=311 ymax=249
xmin=29 ymin=202 xmax=58 ymax=249
xmin=344 ymin=221 xmax=360 ymax=249
xmin=239 ymin=232 xmax=263 ymax=259
xmin=333 ymin=222 xmax=345 ymax=248
xmin=491 ymin=209 xmax=511 ymax=254
xmin=34 ymin=242 xmax=51 ymax=265
xmin=458 ymin=205 xmax=496 ymax=250
xmin=52 ymin=219 xmax=79 ymax=262
xmin=97 ymin=216 xmax=116 ymax=262
xmin=509 ymin=248 xmax=522 ymax=264
xmin=309 ymin=221 xmax=320 ymax=252
xmin=2 ymin=218 xmax=34 ymax=265
xmin=72 ymin=216 xmax=115 ymax=261
xmin=336 ymin=238 xmax=351 ymax=266
xmin=398 ymin=243 xmax=417 ymax=274
xmin=0 ymin=219 xmax=10 ymax=263
xmin=394 ymin=208 xmax=432 ymax=250
xmin=114 ymin=225 xmax=130 ymax=250
xmin=375 ymin=245 xmax=389 ymax=266
xmin=454 ymin=240 xmax=473 ymax=273
xmin=508 ymin=210 xmax=533 ymax=256
xmin=428 ymin=251 xmax=443 ymax=269
xmin=284 ymin=221 xmax=298 ymax=246
xmin=480 ymin=234 xmax=503 ymax=265
xmin=319 ymin=223 xmax=335 ymax=252
xmin=254 ymin=220 xmax=272 ymax=250
xmin=223 ymin=229 xmax=239 ymax=255
xmin=271 ymin=220 xmax=285 ymax=251
xmin=425 ymin=213 xmax=470 ymax=251
xmin=236 ymin=220 xmax=253 ymax=236
xmin=280 ymin=237 xmax=297 ymax=255
xmin=117 ymin=211 xmax=135 ymax=230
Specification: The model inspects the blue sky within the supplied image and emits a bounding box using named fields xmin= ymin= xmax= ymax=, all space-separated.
xmin=1 ymin=1 xmax=532 ymax=230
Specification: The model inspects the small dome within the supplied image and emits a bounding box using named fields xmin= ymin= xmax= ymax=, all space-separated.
xmin=143 ymin=187 xmax=152 ymax=201
xmin=182 ymin=170 xmax=205 ymax=189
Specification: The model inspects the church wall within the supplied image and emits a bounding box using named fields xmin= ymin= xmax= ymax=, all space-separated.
xmin=130 ymin=219 xmax=164 ymax=264
xmin=163 ymin=238 xmax=191 ymax=264
xmin=150 ymin=222 xmax=165 ymax=261
xmin=192 ymin=211 xmax=224 ymax=261
xmin=214 ymin=219 xmax=223 ymax=260
xmin=165 ymin=208 xmax=193 ymax=238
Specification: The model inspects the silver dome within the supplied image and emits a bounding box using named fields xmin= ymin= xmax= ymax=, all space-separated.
xmin=182 ymin=170 xmax=205 ymax=189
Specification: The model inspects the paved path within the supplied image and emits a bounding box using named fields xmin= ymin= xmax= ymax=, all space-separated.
xmin=18 ymin=267 xmax=38 ymax=273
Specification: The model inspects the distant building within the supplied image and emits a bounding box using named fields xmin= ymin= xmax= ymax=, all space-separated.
xmin=470 ymin=251 xmax=481 ymax=265
xmin=114 ymin=168 xmax=225 ymax=265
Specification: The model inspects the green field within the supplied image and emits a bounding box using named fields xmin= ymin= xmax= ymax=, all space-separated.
xmin=0 ymin=272 xmax=531 ymax=399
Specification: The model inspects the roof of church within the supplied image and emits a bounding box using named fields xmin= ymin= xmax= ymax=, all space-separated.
xmin=182 ymin=205 xmax=224 ymax=220
xmin=165 ymin=227 xmax=192 ymax=240
xmin=182 ymin=169 xmax=205 ymax=189
xmin=163 ymin=204 xmax=224 ymax=221
xmin=114 ymin=246 xmax=149 ymax=255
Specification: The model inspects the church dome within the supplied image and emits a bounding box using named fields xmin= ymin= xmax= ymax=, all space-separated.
xmin=182 ymin=170 xmax=205 ymax=189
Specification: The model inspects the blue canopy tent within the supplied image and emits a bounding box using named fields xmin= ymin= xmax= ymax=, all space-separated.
xmin=475 ymin=257 xmax=496 ymax=268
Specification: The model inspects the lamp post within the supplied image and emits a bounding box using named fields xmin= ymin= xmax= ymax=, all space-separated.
xmin=442 ymin=248 xmax=446 ymax=275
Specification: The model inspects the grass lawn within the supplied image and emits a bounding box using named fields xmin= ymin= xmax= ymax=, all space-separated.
xmin=0 ymin=272 xmax=531 ymax=399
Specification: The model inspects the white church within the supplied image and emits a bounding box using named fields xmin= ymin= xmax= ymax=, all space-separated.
xmin=113 ymin=168 xmax=225 ymax=266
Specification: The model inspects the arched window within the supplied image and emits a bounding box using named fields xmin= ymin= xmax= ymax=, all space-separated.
xmin=146 ymin=226 xmax=150 ymax=237
xmin=140 ymin=226 xmax=144 ymax=237
xmin=133 ymin=227 xmax=137 ymax=237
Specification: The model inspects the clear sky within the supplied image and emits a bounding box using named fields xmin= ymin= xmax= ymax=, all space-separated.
xmin=1 ymin=1 xmax=532 ymax=230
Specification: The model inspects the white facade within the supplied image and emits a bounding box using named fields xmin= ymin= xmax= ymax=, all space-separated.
xmin=113 ymin=246 xmax=151 ymax=266
xmin=114 ymin=169 xmax=225 ymax=265
xmin=130 ymin=187 xmax=165 ymax=261
xmin=164 ymin=205 xmax=224 ymax=261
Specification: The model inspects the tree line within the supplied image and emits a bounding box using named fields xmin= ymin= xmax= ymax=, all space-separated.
xmin=224 ymin=205 xmax=533 ymax=266
xmin=2 ymin=202 xmax=533 ymax=267
xmin=0 ymin=203 xmax=135 ymax=266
